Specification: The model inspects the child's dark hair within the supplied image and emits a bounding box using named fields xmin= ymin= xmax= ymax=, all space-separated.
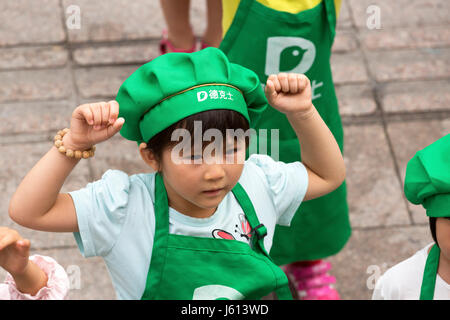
xmin=145 ymin=109 xmax=250 ymax=162
xmin=429 ymin=216 xmax=450 ymax=248
xmin=429 ymin=217 xmax=438 ymax=247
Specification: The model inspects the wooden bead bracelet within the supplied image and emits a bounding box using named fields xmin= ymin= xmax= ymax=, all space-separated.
xmin=54 ymin=128 xmax=96 ymax=159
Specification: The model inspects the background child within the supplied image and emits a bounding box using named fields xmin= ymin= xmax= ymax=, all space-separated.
xmin=9 ymin=48 xmax=345 ymax=300
xmin=0 ymin=227 xmax=69 ymax=300
xmin=372 ymin=134 xmax=450 ymax=300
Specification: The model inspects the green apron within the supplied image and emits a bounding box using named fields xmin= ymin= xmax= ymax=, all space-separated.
xmin=141 ymin=173 xmax=293 ymax=300
xmin=419 ymin=244 xmax=440 ymax=300
xmin=219 ymin=0 xmax=351 ymax=264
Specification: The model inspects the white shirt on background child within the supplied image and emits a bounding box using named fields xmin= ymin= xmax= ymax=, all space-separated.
xmin=372 ymin=243 xmax=450 ymax=300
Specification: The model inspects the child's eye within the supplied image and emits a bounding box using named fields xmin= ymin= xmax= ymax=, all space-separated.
xmin=226 ymin=147 xmax=239 ymax=154
xmin=190 ymin=154 xmax=203 ymax=160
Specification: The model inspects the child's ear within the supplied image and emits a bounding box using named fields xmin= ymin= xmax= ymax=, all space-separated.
xmin=139 ymin=143 xmax=160 ymax=172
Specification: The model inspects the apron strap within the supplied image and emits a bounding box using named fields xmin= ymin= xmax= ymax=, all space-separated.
xmin=231 ymin=182 xmax=293 ymax=300
xmin=141 ymin=172 xmax=170 ymax=299
xmin=231 ymin=182 xmax=269 ymax=256
xmin=420 ymin=243 xmax=440 ymax=300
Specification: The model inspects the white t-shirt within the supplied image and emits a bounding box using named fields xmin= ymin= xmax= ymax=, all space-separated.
xmin=372 ymin=243 xmax=450 ymax=300
xmin=69 ymin=154 xmax=308 ymax=300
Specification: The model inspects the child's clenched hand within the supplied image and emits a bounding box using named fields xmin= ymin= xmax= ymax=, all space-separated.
xmin=63 ymin=101 xmax=125 ymax=151
xmin=0 ymin=227 xmax=30 ymax=276
xmin=265 ymin=73 xmax=313 ymax=118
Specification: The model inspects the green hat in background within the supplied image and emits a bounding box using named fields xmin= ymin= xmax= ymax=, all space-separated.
xmin=404 ymin=134 xmax=450 ymax=217
xmin=115 ymin=47 xmax=268 ymax=144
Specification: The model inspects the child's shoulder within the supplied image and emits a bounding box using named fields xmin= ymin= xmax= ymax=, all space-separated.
xmin=95 ymin=169 xmax=156 ymax=198
xmin=378 ymin=243 xmax=431 ymax=291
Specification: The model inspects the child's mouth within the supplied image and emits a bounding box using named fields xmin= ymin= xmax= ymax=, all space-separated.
xmin=202 ymin=188 xmax=224 ymax=196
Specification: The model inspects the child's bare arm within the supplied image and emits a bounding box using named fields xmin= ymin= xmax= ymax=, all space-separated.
xmin=265 ymin=73 xmax=346 ymax=201
xmin=9 ymin=101 xmax=124 ymax=232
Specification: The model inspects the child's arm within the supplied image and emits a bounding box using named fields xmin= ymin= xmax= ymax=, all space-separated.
xmin=0 ymin=227 xmax=47 ymax=295
xmin=265 ymin=73 xmax=346 ymax=201
xmin=9 ymin=101 xmax=124 ymax=232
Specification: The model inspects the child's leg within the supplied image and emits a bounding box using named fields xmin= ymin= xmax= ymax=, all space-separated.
xmin=159 ymin=0 xmax=196 ymax=51
xmin=201 ymin=0 xmax=223 ymax=48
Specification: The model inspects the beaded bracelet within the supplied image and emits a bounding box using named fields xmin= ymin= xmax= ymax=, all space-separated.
xmin=53 ymin=128 xmax=96 ymax=159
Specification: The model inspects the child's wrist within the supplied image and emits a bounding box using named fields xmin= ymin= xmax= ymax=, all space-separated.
xmin=53 ymin=129 xmax=96 ymax=159
xmin=286 ymin=104 xmax=316 ymax=121
xmin=11 ymin=260 xmax=49 ymax=295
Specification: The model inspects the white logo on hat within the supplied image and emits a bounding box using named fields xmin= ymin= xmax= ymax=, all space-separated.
xmin=197 ymin=90 xmax=233 ymax=102
xmin=197 ymin=91 xmax=208 ymax=102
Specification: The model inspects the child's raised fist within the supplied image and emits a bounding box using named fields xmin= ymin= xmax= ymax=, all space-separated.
xmin=64 ymin=101 xmax=125 ymax=151
xmin=265 ymin=73 xmax=313 ymax=117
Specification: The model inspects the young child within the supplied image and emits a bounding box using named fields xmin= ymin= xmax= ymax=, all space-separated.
xmin=372 ymin=134 xmax=450 ymax=300
xmin=9 ymin=47 xmax=345 ymax=300
xmin=0 ymin=227 xmax=69 ymax=300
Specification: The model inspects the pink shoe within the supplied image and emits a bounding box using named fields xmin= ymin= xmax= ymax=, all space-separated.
xmin=283 ymin=260 xmax=341 ymax=300
xmin=159 ymin=29 xmax=196 ymax=55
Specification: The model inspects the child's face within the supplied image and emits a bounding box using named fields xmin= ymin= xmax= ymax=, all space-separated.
xmin=436 ymin=217 xmax=450 ymax=260
xmin=140 ymin=139 xmax=246 ymax=218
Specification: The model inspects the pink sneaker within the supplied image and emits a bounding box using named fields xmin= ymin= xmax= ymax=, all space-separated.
xmin=283 ymin=260 xmax=341 ymax=300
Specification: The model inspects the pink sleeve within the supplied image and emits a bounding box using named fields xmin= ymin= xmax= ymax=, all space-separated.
xmin=1 ymin=255 xmax=69 ymax=300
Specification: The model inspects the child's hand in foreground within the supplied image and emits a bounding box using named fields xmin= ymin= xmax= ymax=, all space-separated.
xmin=63 ymin=101 xmax=125 ymax=151
xmin=265 ymin=73 xmax=313 ymax=118
xmin=0 ymin=227 xmax=31 ymax=276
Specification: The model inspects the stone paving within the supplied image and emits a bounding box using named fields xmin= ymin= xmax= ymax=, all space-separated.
xmin=0 ymin=0 xmax=449 ymax=300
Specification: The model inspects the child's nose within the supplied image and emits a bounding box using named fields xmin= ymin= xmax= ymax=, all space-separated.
xmin=203 ymin=164 xmax=225 ymax=181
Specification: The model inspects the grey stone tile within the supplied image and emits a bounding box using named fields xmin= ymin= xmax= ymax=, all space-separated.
xmin=344 ymin=124 xmax=410 ymax=228
xmin=348 ymin=0 xmax=450 ymax=29
xmin=332 ymin=30 xmax=358 ymax=53
xmin=336 ymin=84 xmax=377 ymax=116
xmin=0 ymin=69 xmax=73 ymax=103
xmin=0 ymin=46 xmax=68 ymax=70
xmin=0 ymin=100 xmax=74 ymax=135
xmin=366 ymin=48 xmax=450 ymax=82
xmin=73 ymin=43 xmax=159 ymax=66
xmin=331 ymin=51 xmax=369 ymax=85
xmin=0 ymin=0 xmax=65 ymax=46
xmin=380 ymin=80 xmax=450 ymax=113
xmin=74 ymin=65 xmax=138 ymax=99
xmin=359 ymin=26 xmax=450 ymax=50
xmin=328 ymin=225 xmax=431 ymax=300
xmin=386 ymin=118 xmax=450 ymax=224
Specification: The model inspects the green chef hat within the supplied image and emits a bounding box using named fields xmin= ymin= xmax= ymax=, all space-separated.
xmin=115 ymin=47 xmax=268 ymax=144
xmin=404 ymin=134 xmax=450 ymax=217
